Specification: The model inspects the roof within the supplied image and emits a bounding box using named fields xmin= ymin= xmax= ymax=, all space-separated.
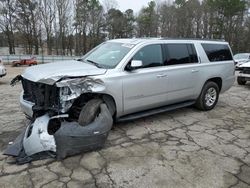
xmin=108 ymin=38 xmax=227 ymax=45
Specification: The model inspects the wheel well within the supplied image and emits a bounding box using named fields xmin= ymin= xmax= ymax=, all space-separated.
xmin=101 ymin=94 xmax=116 ymax=116
xmin=206 ymin=77 xmax=222 ymax=91
xmin=69 ymin=93 xmax=116 ymax=119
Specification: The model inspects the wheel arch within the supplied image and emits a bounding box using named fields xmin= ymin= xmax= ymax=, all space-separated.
xmin=205 ymin=77 xmax=222 ymax=92
xmin=77 ymin=93 xmax=117 ymax=117
xmin=101 ymin=93 xmax=117 ymax=117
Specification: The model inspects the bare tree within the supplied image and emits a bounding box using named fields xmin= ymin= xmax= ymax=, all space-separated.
xmin=15 ymin=0 xmax=40 ymax=54
xmin=39 ymin=0 xmax=56 ymax=55
xmin=87 ymin=0 xmax=104 ymax=49
xmin=74 ymin=0 xmax=90 ymax=54
xmin=0 ymin=0 xmax=250 ymax=55
xmin=55 ymin=0 xmax=71 ymax=55
xmin=101 ymin=0 xmax=118 ymax=13
xmin=0 ymin=0 xmax=16 ymax=54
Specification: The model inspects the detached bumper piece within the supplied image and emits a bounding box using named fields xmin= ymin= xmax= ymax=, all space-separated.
xmin=4 ymin=104 xmax=113 ymax=164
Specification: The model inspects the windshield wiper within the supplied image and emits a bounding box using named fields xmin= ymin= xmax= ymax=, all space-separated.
xmin=86 ymin=59 xmax=104 ymax=68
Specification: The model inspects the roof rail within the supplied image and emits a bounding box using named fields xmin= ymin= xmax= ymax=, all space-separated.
xmin=159 ymin=37 xmax=225 ymax=42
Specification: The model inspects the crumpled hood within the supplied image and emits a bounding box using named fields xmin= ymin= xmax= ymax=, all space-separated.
xmin=22 ymin=60 xmax=107 ymax=85
xmin=239 ymin=61 xmax=250 ymax=68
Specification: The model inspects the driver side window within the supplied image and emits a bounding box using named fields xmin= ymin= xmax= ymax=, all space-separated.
xmin=133 ymin=44 xmax=163 ymax=68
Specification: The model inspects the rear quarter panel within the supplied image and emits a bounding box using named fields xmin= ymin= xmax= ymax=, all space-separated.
xmin=193 ymin=42 xmax=235 ymax=98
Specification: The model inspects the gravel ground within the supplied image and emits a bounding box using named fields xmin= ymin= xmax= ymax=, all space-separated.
xmin=0 ymin=65 xmax=250 ymax=188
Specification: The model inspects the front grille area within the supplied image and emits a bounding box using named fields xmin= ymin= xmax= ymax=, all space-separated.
xmin=243 ymin=67 xmax=250 ymax=74
xmin=22 ymin=78 xmax=60 ymax=111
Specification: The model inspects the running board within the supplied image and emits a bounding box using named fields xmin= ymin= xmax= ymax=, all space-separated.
xmin=117 ymin=101 xmax=195 ymax=122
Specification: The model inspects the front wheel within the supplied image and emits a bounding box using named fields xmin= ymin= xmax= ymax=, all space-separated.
xmin=195 ymin=82 xmax=219 ymax=111
xmin=78 ymin=98 xmax=103 ymax=126
xmin=237 ymin=77 xmax=246 ymax=85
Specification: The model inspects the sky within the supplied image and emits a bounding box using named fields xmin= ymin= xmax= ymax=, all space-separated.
xmin=115 ymin=0 xmax=158 ymax=13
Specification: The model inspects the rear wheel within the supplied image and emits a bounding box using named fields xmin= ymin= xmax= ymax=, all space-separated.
xmin=78 ymin=98 xmax=103 ymax=126
xmin=237 ymin=77 xmax=246 ymax=85
xmin=195 ymin=81 xmax=219 ymax=111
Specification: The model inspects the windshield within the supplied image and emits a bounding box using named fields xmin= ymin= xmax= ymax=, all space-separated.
xmin=234 ymin=53 xmax=250 ymax=60
xmin=82 ymin=42 xmax=134 ymax=69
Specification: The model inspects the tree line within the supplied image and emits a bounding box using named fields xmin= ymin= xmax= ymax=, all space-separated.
xmin=0 ymin=0 xmax=249 ymax=56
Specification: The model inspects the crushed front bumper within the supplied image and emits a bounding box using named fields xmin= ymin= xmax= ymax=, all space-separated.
xmin=4 ymin=104 xmax=113 ymax=164
xmin=20 ymin=91 xmax=34 ymax=118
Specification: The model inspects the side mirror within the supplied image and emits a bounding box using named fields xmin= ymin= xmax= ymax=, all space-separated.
xmin=131 ymin=60 xmax=143 ymax=68
xmin=126 ymin=60 xmax=143 ymax=71
xmin=131 ymin=60 xmax=142 ymax=68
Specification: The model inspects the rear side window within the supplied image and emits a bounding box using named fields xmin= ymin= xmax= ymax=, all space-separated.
xmin=163 ymin=44 xmax=198 ymax=66
xmin=201 ymin=43 xmax=233 ymax=62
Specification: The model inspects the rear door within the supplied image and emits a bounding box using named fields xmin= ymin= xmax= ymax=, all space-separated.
xmin=163 ymin=43 xmax=200 ymax=103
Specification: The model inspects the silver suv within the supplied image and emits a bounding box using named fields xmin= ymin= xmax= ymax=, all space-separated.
xmin=7 ymin=39 xmax=235 ymax=161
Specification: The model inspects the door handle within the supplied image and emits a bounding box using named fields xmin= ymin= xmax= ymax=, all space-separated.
xmin=156 ymin=74 xmax=168 ymax=78
xmin=191 ymin=69 xmax=199 ymax=73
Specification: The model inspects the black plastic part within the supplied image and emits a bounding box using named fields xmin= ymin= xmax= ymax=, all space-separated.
xmin=118 ymin=100 xmax=195 ymax=122
xmin=54 ymin=104 xmax=113 ymax=160
xmin=4 ymin=131 xmax=25 ymax=157
xmin=16 ymin=151 xmax=56 ymax=165
xmin=4 ymin=104 xmax=113 ymax=164
xmin=10 ymin=75 xmax=22 ymax=86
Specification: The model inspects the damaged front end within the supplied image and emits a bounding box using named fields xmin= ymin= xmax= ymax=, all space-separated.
xmin=5 ymin=75 xmax=113 ymax=164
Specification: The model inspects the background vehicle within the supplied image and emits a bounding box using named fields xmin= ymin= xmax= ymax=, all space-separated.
xmin=0 ymin=63 xmax=6 ymax=77
xmin=12 ymin=57 xmax=37 ymax=67
xmin=234 ymin=53 xmax=250 ymax=69
xmin=237 ymin=61 xmax=250 ymax=85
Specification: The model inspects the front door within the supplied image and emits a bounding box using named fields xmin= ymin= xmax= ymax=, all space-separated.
xmin=122 ymin=44 xmax=169 ymax=115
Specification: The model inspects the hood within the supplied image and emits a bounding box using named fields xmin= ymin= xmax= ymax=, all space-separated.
xmin=239 ymin=61 xmax=250 ymax=68
xmin=234 ymin=58 xmax=248 ymax=62
xmin=22 ymin=60 xmax=107 ymax=85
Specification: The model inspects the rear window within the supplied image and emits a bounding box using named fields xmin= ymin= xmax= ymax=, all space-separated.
xmin=163 ymin=44 xmax=198 ymax=65
xmin=201 ymin=43 xmax=233 ymax=62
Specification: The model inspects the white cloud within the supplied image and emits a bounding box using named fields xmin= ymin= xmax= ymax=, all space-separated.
xmin=115 ymin=0 xmax=155 ymax=13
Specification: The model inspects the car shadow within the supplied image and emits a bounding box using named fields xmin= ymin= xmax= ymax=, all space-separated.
xmin=0 ymin=80 xmax=9 ymax=85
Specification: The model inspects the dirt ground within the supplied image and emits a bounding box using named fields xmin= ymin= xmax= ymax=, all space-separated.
xmin=0 ymin=65 xmax=250 ymax=188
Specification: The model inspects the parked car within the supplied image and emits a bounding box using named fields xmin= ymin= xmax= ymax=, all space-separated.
xmin=0 ymin=63 xmax=7 ymax=78
xmin=237 ymin=60 xmax=250 ymax=85
xmin=234 ymin=53 xmax=250 ymax=69
xmin=8 ymin=38 xmax=235 ymax=161
xmin=12 ymin=57 xmax=37 ymax=67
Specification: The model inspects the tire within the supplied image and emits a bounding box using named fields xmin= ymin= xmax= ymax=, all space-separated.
xmin=12 ymin=61 xmax=17 ymax=67
xmin=16 ymin=63 xmax=21 ymax=67
xmin=195 ymin=81 xmax=219 ymax=111
xmin=78 ymin=98 xmax=103 ymax=126
xmin=237 ymin=77 xmax=246 ymax=85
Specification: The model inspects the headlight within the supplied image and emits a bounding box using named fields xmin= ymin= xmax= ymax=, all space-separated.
xmin=60 ymin=87 xmax=71 ymax=96
xmin=59 ymin=86 xmax=79 ymax=102
xmin=57 ymin=77 xmax=104 ymax=102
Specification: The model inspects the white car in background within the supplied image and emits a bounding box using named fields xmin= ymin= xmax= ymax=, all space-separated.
xmin=237 ymin=61 xmax=250 ymax=85
xmin=0 ymin=63 xmax=7 ymax=78
xmin=234 ymin=53 xmax=250 ymax=69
